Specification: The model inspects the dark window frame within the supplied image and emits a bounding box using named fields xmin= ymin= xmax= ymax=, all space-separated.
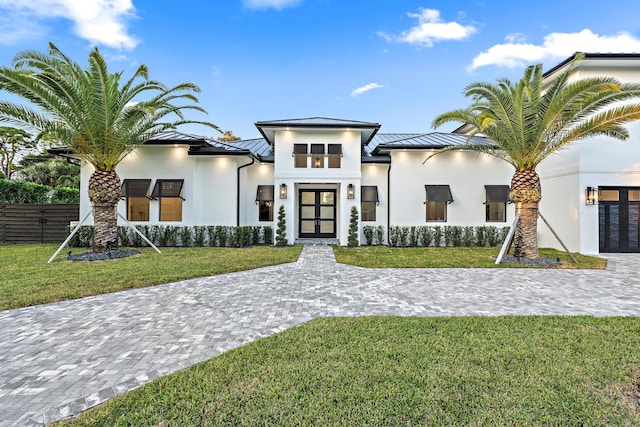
xmin=256 ymin=185 xmax=274 ymax=222
xmin=293 ymin=144 xmax=308 ymax=168
xmin=361 ymin=186 xmax=379 ymax=222
xmin=121 ymin=179 xmax=151 ymax=222
xmin=485 ymin=185 xmax=510 ymax=223
xmin=424 ymin=185 xmax=453 ymax=223
xmin=151 ymin=179 xmax=184 ymax=222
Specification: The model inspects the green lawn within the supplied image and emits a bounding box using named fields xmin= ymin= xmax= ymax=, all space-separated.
xmin=58 ymin=316 xmax=640 ymax=426
xmin=334 ymin=246 xmax=607 ymax=269
xmin=0 ymin=244 xmax=301 ymax=311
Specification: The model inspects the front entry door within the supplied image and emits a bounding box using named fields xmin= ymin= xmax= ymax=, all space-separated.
xmin=299 ymin=190 xmax=336 ymax=238
xmin=599 ymin=187 xmax=640 ymax=252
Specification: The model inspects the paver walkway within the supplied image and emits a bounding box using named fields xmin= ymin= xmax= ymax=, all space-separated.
xmin=1 ymin=246 xmax=640 ymax=425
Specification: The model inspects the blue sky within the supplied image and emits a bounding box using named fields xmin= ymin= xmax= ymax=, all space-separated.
xmin=1 ymin=0 xmax=640 ymax=139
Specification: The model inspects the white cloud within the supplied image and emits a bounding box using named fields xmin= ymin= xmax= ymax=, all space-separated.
xmin=0 ymin=0 xmax=138 ymax=50
xmin=242 ymin=0 xmax=301 ymax=10
xmin=470 ymin=29 xmax=640 ymax=69
xmin=379 ymin=8 xmax=477 ymax=47
xmin=351 ymin=83 xmax=383 ymax=97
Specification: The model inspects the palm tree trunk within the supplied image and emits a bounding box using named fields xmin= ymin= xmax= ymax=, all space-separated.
xmin=88 ymin=169 xmax=121 ymax=253
xmin=513 ymin=201 xmax=539 ymax=258
xmin=510 ymin=168 xmax=541 ymax=259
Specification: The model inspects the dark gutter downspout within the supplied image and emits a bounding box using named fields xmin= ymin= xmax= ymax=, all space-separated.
xmin=236 ymin=157 xmax=256 ymax=226
xmin=386 ymin=161 xmax=391 ymax=245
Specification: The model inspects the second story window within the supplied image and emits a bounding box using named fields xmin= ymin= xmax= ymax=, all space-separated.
xmin=311 ymin=144 xmax=325 ymax=168
xmin=328 ymin=144 xmax=342 ymax=168
xmin=293 ymin=144 xmax=307 ymax=168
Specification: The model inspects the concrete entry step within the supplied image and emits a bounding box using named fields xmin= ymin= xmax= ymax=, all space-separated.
xmin=295 ymin=238 xmax=340 ymax=246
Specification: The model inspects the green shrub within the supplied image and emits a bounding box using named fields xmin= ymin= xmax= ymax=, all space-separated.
xmin=399 ymin=226 xmax=409 ymax=247
xmin=417 ymin=226 xmax=433 ymax=247
xmin=0 ymin=179 xmax=50 ymax=203
xmin=276 ymin=206 xmax=287 ymax=246
xmin=388 ymin=226 xmax=400 ymax=247
xmin=362 ymin=225 xmax=375 ymax=246
xmin=450 ymin=226 xmax=463 ymax=247
xmin=409 ymin=226 xmax=418 ymax=247
xmin=486 ymin=226 xmax=499 ymax=247
xmin=118 ymin=226 xmax=130 ymax=247
xmin=475 ymin=226 xmax=487 ymax=247
xmin=217 ymin=225 xmax=228 ymax=247
xmin=206 ymin=226 xmax=217 ymax=247
xmin=462 ymin=226 xmax=475 ymax=247
xmin=194 ymin=226 xmax=206 ymax=247
xmin=251 ymin=226 xmax=261 ymax=246
xmin=348 ymin=206 xmax=359 ymax=247
xmin=263 ymin=226 xmax=274 ymax=245
xmin=180 ymin=226 xmax=193 ymax=247
xmin=51 ymin=186 xmax=80 ymax=204
xmin=375 ymin=225 xmax=385 ymax=245
xmin=433 ymin=226 xmax=443 ymax=247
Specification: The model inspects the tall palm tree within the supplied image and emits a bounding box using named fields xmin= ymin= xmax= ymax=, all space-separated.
xmin=0 ymin=43 xmax=218 ymax=253
xmin=432 ymin=53 xmax=640 ymax=259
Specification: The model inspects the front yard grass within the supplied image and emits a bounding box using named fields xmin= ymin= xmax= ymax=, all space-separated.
xmin=0 ymin=244 xmax=301 ymax=311
xmin=59 ymin=316 xmax=640 ymax=426
xmin=334 ymin=246 xmax=607 ymax=269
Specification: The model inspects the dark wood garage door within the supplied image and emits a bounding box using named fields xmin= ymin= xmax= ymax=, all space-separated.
xmin=599 ymin=187 xmax=640 ymax=253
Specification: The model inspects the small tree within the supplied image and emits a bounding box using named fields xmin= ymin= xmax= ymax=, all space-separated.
xmin=219 ymin=130 xmax=241 ymax=142
xmin=348 ymin=206 xmax=359 ymax=247
xmin=275 ymin=205 xmax=287 ymax=246
xmin=0 ymin=127 xmax=36 ymax=180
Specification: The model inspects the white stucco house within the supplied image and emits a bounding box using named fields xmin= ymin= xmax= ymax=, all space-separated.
xmin=67 ymin=53 xmax=640 ymax=254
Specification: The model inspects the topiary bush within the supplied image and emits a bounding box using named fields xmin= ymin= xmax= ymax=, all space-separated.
xmin=348 ymin=206 xmax=359 ymax=247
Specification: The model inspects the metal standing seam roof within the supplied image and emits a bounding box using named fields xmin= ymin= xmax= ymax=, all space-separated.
xmin=255 ymin=117 xmax=381 ymax=147
xmin=368 ymin=132 xmax=495 ymax=155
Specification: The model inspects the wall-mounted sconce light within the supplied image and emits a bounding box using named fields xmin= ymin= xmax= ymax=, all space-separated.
xmin=280 ymin=183 xmax=287 ymax=199
xmin=585 ymin=186 xmax=598 ymax=205
xmin=347 ymin=183 xmax=355 ymax=199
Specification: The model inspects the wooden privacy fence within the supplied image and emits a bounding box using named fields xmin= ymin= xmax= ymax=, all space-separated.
xmin=0 ymin=204 xmax=79 ymax=244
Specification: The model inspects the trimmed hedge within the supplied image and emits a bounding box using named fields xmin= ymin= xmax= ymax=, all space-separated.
xmin=0 ymin=179 xmax=80 ymax=204
xmin=368 ymin=225 xmax=511 ymax=248
xmin=68 ymin=225 xmax=274 ymax=248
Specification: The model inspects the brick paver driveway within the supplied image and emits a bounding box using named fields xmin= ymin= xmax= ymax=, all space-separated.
xmin=1 ymin=246 xmax=639 ymax=425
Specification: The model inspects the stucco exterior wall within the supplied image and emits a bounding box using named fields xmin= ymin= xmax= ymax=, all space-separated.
xmin=79 ymin=145 xmax=240 ymax=226
xmin=388 ymin=150 xmax=514 ymax=227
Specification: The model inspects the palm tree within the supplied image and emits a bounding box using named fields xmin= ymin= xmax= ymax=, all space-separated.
xmin=0 ymin=43 xmax=218 ymax=253
xmin=432 ymin=53 xmax=640 ymax=259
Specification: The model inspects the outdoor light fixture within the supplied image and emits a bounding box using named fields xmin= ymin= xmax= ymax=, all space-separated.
xmin=347 ymin=183 xmax=355 ymax=199
xmin=585 ymin=186 xmax=598 ymax=205
xmin=280 ymin=183 xmax=287 ymax=199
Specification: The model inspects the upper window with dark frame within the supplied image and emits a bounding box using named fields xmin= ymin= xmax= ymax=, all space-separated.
xmin=121 ymin=179 xmax=151 ymax=221
xmin=152 ymin=179 xmax=184 ymax=222
xmin=328 ymin=144 xmax=342 ymax=168
xmin=293 ymin=144 xmax=307 ymax=168
xmin=256 ymin=185 xmax=274 ymax=222
xmin=361 ymin=186 xmax=379 ymax=222
xmin=425 ymin=185 xmax=453 ymax=222
xmin=485 ymin=185 xmax=510 ymax=222
xmin=311 ymin=144 xmax=325 ymax=168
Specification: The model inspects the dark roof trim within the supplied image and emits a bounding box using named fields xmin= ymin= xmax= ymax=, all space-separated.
xmin=361 ymin=155 xmax=391 ymax=164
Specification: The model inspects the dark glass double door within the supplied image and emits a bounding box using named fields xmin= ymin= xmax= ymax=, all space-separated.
xmin=599 ymin=187 xmax=640 ymax=252
xmin=299 ymin=190 xmax=336 ymax=238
